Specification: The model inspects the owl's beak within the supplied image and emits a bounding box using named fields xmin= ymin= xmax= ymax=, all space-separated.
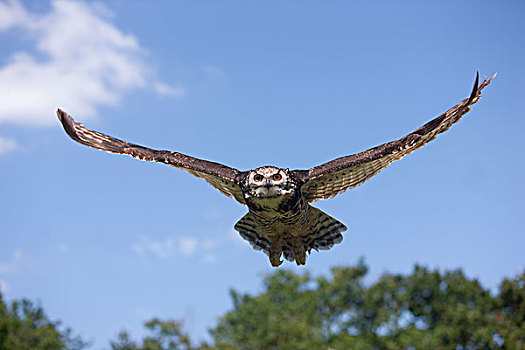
xmin=265 ymin=179 xmax=271 ymax=189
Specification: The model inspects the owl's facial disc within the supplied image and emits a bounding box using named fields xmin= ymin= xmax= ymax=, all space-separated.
xmin=248 ymin=167 xmax=292 ymax=198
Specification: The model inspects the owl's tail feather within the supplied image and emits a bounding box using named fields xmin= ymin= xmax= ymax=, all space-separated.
xmin=303 ymin=206 xmax=346 ymax=254
xmin=234 ymin=213 xmax=272 ymax=255
xmin=235 ymin=207 xmax=346 ymax=266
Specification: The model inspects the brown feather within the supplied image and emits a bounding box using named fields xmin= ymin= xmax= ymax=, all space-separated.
xmin=57 ymin=109 xmax=246 ymax=204
xmin=296 ymin=73 xmax=496 ymax=203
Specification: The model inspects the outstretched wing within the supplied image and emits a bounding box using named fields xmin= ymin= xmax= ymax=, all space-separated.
xmin=57 ymin=109 xmax=246 ymax=204
xmin=295 ymin=72 xmax=495 ymax=203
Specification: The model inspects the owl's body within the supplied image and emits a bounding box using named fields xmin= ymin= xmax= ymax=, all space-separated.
xmin=236 ymin=166 xmax=346 ymax=266
xmin=57 ymin=73 xmax=494 ymax=267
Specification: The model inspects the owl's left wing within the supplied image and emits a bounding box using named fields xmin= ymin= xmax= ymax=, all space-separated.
xmin=294 ymin=72 xmax=495 ymax=203
xmin=57 ymin=109 xmax=246 ymax=205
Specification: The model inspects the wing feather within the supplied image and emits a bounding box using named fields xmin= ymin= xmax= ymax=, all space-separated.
xmin=57 ymin=109 xmax=246 ymax=204
xmin=296 ymin=73 xmax=495 ymax=203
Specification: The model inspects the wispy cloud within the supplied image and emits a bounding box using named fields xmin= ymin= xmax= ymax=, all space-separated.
xmin=131 ymin=235 xmax=228 ymax=262
xmin=0 ymin=0 xmax=184 ymax=127
xmin=132 ymin=236 xmax=176 ymax=259
xmin=0 ymin=250 xmax=23 ymax=294
xmin=0 ymin=136 xmax=17 ymax=156
xmin=0 ymin=279 xmax=9 ymax=293
xmin=179 ymin=237 xmax=198 ymax=257
xmin=0 ymin=250 xmax=23 ymax=274
xmin=153 ymin=82 xmax=186 ymax=98
xmin=131 ymin=236 xmax=199 ymax=259
xmin=0 ymin=0 xmax=26 ymax=30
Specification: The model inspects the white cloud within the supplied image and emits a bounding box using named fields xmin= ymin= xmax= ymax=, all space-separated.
xmin=0 ymin=0 xmax=28 ymax=30
xmin=0 ymin=136 xmax=17 ymax=155
xmin=0 ymin=249 xmax=23 ymax=274
xmin=131 ymin=236 xmax=199 ymax=259
xmin=131 ymin=232 xmax=240 ymax=262
xmin=0 ymin=279 xmax=9 ymax=293
xmin=0 ymin=0 xmax=184 ymax=126
xmin=132 ymin=236 xmax=175 ymax=259
xmin=178 ymin=237 xmax=198 ymax=257
xmin=153 ymin=82 xmax=186 ymax=98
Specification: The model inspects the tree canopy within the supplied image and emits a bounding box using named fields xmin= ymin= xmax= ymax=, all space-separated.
xmin=110 ymin=319 xmax=198 ymax=350
xmin=0 ymin=293 xmax=87 ymax=350
xmin=112 ymin=261 xmax=525 ymax=350
xmin=2 ymin=261 xmax=524 ymax=349
xmin=211 ymin=261 xmax=525 ymax=349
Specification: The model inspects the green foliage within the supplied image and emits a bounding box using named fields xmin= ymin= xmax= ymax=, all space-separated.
xmin=110 ymin=319 xmax=205 ymax=350
xmin=0 ymin=292 xmax=87 ymax=350
xmin=3 ymin=263 xmax=524 ymax=350
xmin=496 ymin=271 xmax=525 ymax=349
xmin=211 ymin=261 xmax=525 ymax=350
xmin=212 ymin=270 xmax=324 ymax=350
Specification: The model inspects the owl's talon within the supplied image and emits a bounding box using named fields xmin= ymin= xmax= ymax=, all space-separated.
xmin=269 ymin=237 xmax=283 ymax=267
xmin=294 ymin=252 xmax=306 ymax=266
xmin=292 ymin=240 xmax=306 ymax=266
xmin=270 ymin=258 xmax=283 ymax=267
xmin=270 ymin=251 xmax=283 ymax=266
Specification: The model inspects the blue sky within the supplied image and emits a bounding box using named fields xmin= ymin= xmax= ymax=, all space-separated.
xmin=0 ymin=0 xmax=524 ymax=348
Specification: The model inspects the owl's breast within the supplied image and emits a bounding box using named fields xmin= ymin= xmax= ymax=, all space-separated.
xmin=246 ymin=190 xmax=299 ymax=213
xmin=245 ymin=192 xmax=309 ymax=237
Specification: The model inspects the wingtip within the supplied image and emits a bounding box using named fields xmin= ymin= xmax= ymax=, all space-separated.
xmin=472 ymin=71 xmax=497 ymax=95
xmin=56 ymin=108 xmax=80 ymax=142
xmin=56 ymin=108 xmax=67 ymax=123
xmin=56 ymin=109 xmax=77 ymax=128
xmin=487 ymin=72 xmax=497 ymax=83
xmin=466 ymin=72 xmax=480 ymax=105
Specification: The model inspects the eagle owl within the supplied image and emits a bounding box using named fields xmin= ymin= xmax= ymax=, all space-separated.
xmin=57 ymin=73 xmax=494 ymax=267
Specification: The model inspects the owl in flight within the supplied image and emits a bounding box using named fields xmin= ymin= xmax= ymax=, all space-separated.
xmin=58 ymin=73 xmax=494 ymax=267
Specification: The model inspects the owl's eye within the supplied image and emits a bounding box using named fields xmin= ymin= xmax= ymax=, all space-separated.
xmin=273 ymin=174 xmax=282 ymax=181
xmin=254 ymin=174 xmax=263 ymax=182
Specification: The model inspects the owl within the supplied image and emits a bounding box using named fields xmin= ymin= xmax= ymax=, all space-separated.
xmin=57 ymin=73 xmax=494 ymax=267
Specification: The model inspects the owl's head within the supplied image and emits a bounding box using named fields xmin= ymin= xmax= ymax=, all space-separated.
xmin=244 ymin=166 xmax=294 ymax=198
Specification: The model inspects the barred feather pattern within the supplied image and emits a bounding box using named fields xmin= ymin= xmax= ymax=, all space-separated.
xmin=234 ymin=205 xmax=346 ymax=264
xmin=57 ymin=109 xmax=246 ymax=204
xmin=303 ymin=207 xmax=346 ymax=252
xmin=57 ymin=73 xmax=495 ymax=267
xmin=299 ymin=73 xmax=496 ymax=203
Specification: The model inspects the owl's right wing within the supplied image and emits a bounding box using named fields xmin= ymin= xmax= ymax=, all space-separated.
xmin=294 ymin=73 xmax=495 ymax=203
xmin=57 ymin=109 xmax=246 ymax=205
